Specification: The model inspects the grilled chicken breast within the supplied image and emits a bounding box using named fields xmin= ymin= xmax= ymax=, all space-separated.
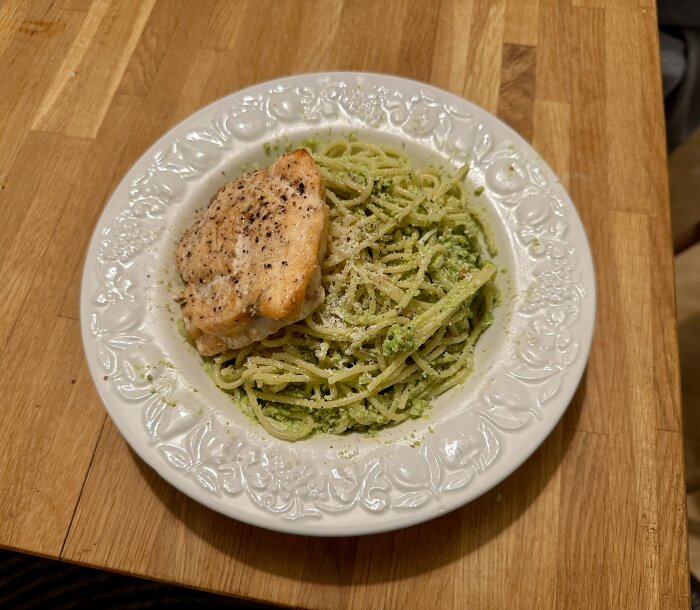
xmin=176 ymin=149 xmax=328 ymax=356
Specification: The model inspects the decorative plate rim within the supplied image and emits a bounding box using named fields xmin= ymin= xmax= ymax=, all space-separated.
xmin=81 ymin=72 xmax=596 ymax=536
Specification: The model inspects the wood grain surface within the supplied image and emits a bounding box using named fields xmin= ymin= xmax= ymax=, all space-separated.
xmin=0 ymin=1 xmax=688 ymax=608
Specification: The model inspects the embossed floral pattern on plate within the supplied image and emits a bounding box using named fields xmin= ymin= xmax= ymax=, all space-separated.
xmin=81 ymin=73 xmax=595 ymax=536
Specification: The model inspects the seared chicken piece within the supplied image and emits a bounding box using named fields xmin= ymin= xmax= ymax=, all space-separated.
xmin=176 ymin=149 xmax=328 ymax=356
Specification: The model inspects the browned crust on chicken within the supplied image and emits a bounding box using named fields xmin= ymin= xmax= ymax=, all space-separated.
xmin=176 ymin=149 xmax=328 ymax=354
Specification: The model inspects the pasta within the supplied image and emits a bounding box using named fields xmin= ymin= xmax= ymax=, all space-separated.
xmin=204 ymin=138 xmax=498 ymax=440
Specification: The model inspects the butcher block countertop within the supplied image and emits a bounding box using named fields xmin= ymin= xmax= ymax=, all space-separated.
xmin=0 ymin=1 xmax=688 ymax=608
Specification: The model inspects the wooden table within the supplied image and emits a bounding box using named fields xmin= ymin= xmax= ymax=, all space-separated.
xmin=0 ymin=1 xmax=688 ymax=608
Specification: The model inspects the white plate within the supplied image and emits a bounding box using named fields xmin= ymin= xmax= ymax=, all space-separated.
xmin=81 ymin=73 xmax=595 ymax=536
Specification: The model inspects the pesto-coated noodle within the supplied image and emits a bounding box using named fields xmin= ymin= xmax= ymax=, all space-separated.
xmin=205 ymin=138 xmax=499 ymax=440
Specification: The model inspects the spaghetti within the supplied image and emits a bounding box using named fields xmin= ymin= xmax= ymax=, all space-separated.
xmin=204 ymin=138 xmax=498 ymax=440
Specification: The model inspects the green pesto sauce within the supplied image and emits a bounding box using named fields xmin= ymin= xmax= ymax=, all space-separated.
xmin=383 ymin=324 xmax=415 ymax=356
